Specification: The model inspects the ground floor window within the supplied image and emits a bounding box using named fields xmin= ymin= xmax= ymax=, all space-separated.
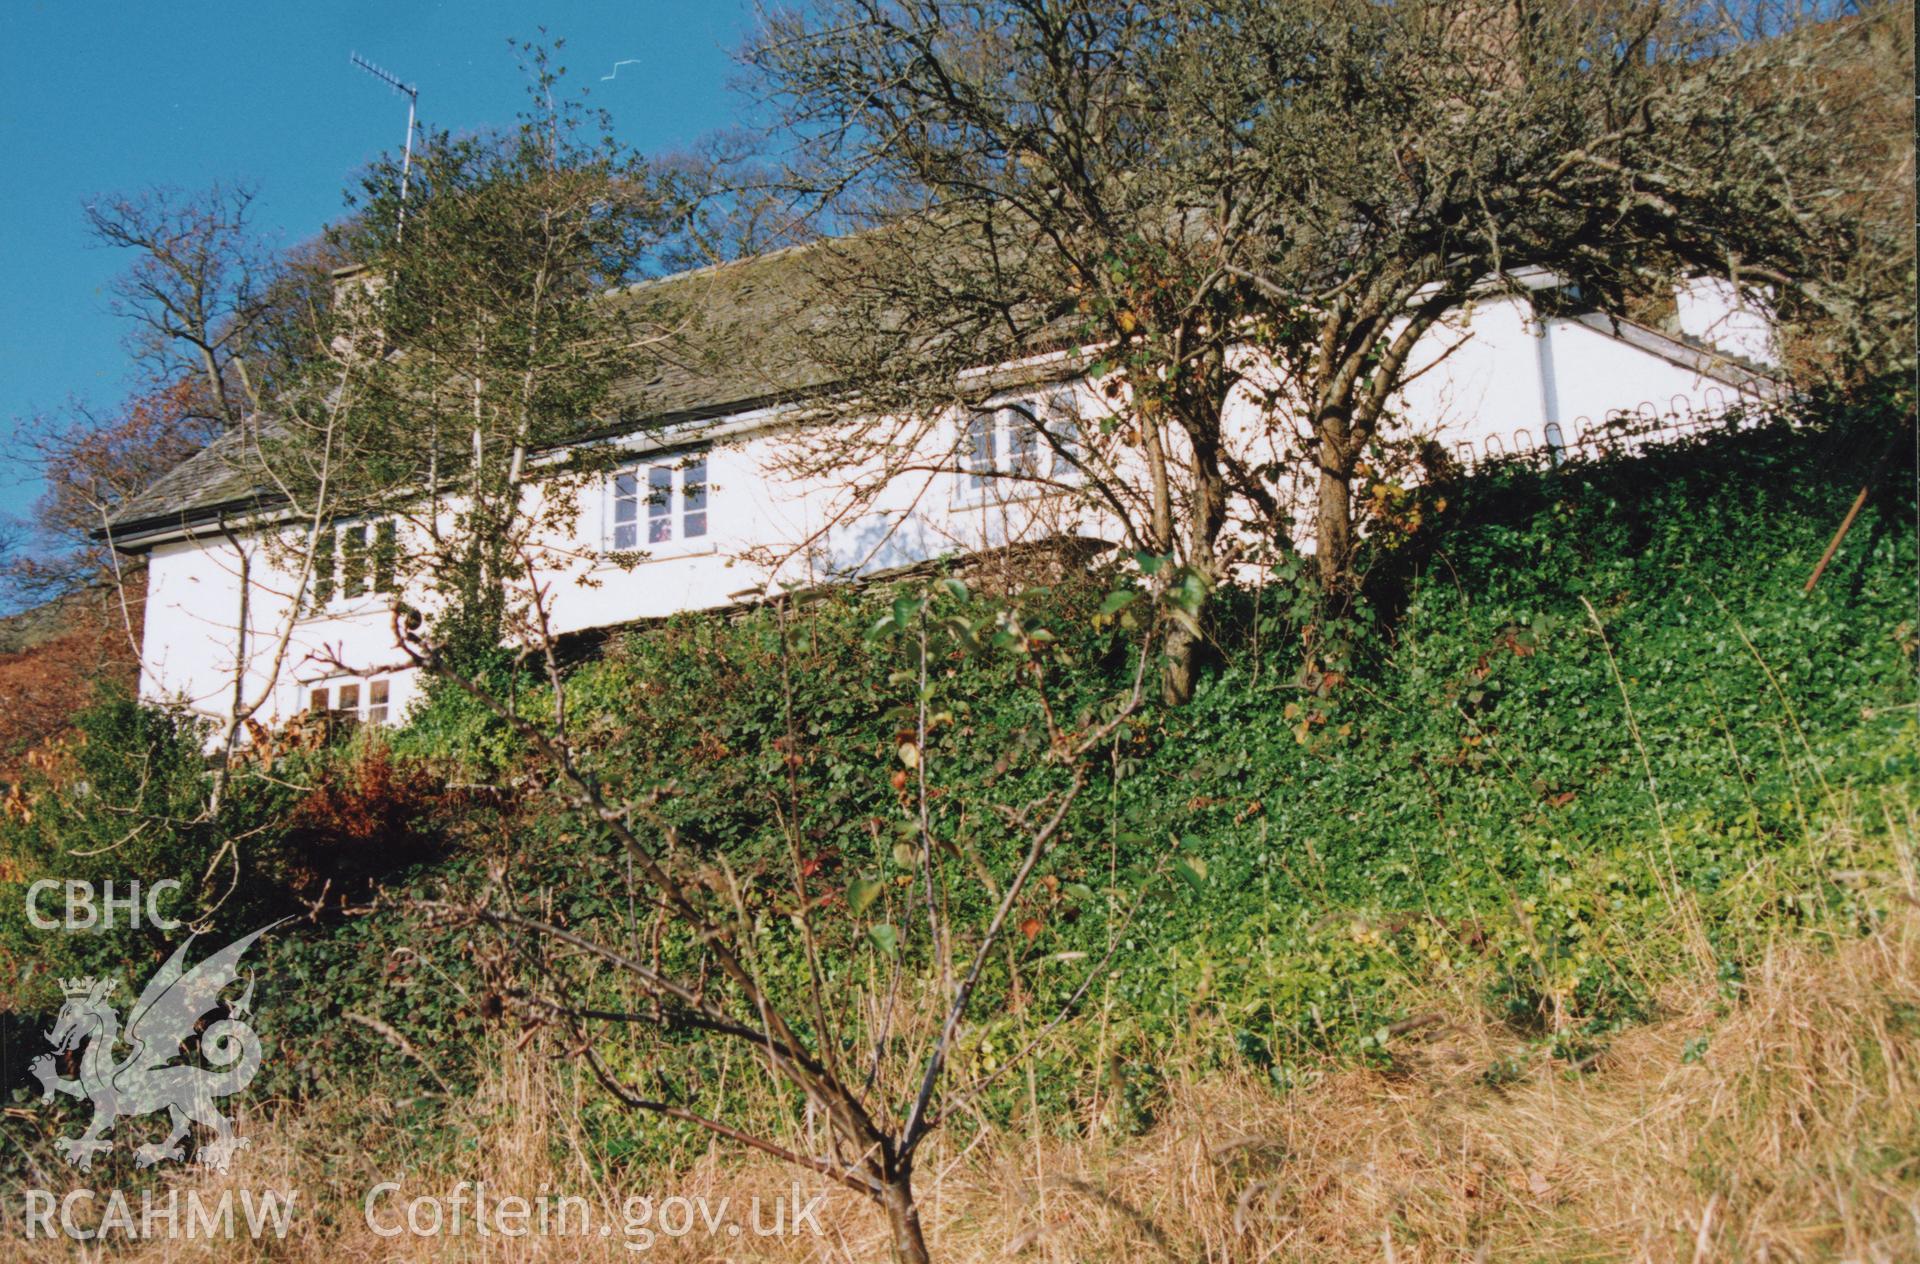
xmin=306 ymin=676 xmax=392 ymax=727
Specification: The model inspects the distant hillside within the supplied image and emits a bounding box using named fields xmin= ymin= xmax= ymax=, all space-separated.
xmin=0 ymin=578 xmax=143 ymax=780
xmin=0 ymin=594 xmax=76 ymax=656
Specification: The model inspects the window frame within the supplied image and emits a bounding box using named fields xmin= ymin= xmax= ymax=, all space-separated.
xmin=604 ymin=448 xmax=714 ymax=558
xmin=309 ymin=518 xmax=398 ymax=612
xmin=953 ymin=390 xmax=1083 ymax=507
xmin=304 ymin=675 xmax=394 ymax=728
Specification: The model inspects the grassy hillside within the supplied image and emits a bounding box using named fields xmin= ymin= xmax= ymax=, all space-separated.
xmin=1 ymin=398 xmax=1913 ymax=1258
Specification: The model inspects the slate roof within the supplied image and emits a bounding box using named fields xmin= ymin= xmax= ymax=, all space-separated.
xmin=100 ymin=238 xmax=1768 ymax=548
xmin=103 ymin=243 xmax=837 ymax=546
xmin=588 ymin=241 xmax=840 ymax=435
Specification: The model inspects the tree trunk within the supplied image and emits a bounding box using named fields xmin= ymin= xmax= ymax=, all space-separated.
xmin=1161 ymin=617 xmax=1201 ymax=706
xmin=1160 ymin=418 xmax=1227 ymax=707
xmin=1314 ymin=427 xmax=1353 ymax=600
xmin=881 ymin=1175 xmax=932 ymax=1264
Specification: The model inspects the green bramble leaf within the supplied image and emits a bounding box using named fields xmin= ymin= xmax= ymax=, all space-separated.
xmin=847 ymin=876 xmax=884 ymax=915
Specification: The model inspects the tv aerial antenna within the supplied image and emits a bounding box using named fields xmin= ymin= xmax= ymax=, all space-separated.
xmin=350 ymin=52 xmax=419 ymax=235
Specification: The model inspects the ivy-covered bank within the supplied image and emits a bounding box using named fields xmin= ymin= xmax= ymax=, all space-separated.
xmin=2 ymin=399 xmax=1913 ymax=1176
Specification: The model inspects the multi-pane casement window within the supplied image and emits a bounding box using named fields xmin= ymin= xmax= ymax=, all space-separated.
xmin=310 ymin=519 xmax=398 ymax=608
xmin=608 ymin=451 xmax=709 ymax=552
xmin=306 ymin=676 xmax=392 ymax=728
xmin=956 ymin=395 xmax=1081 ymax=502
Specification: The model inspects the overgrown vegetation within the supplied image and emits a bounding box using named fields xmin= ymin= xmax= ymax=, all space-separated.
xmin=3 ymin=403 xmax=1912 ymax=1245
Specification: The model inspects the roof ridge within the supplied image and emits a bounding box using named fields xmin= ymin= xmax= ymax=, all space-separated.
xmin=611 ymin=236 xmax=823 ymax=297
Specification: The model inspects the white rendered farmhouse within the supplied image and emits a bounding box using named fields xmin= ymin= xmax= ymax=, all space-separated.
xmin=103 ymin=250 xmax=1775 ymax=736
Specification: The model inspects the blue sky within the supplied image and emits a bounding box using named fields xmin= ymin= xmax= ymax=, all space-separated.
xmin=0 ymin=1 xmax=756 ymax=526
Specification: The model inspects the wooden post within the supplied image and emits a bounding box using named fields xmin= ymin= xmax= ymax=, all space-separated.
xmin=1803 ymin=422 xmax=1910 ymax=595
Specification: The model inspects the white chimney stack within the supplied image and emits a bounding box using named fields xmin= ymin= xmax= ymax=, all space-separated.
xmin=1673 ymin=276 xmax=1779 ymax=368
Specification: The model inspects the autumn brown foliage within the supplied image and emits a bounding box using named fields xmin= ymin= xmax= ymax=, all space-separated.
xmin=274 ymin=739 xmax=459 ymax=904
xmin=0 ymin=576 xmax=143 ymax=784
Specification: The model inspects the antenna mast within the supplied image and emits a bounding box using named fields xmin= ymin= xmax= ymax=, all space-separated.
xmin=350 ymin=52 xmax=419 ymax=236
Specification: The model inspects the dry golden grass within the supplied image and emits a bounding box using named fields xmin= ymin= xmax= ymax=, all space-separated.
xmin=12 ymin=893 xmax=1917 ymax=1263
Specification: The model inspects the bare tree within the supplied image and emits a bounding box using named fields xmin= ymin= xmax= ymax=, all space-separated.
xmin=651 ymin=128 xmax=821 ymax=271
xmin=61 ymin=203 xmax=356 ymax=795
xmin=0 ymin=185 xmax=332 ymax=807
xmin=1752 ymin=6 xmax=1915 ymax=385
xmin=6 ymin=187 xmax=295 ymax=605
xmin=392 ymin=559 xmax=1177 ymax=1264
xmin=81 ymin=182 xmax=281 ymax=431
xmin=742 ymin=0 xmax=1890 ymax=699
xmin=4 ymin=384 xmax=212 ymax=611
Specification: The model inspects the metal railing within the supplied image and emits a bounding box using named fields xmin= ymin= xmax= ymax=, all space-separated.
xmin=1444 ymin=384 xmax=1779 ymax=472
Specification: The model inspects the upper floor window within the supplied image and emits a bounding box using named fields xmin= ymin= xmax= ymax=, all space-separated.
xmin=609 ymin=452 xmax=708 ymax=551
xmin=957 ymin=393 xmax=1081 ymax=502
xmin=311 ymin=519 xmax=397 ymax=609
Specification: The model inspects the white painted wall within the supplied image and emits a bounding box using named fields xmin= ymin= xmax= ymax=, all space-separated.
xmin=1393 ymin=291 xmax=1768 ymax=466
xmin=138 ymin=527 xmax=427 ymax=735
xmin=133 ymin=290 xmax=1763 ymax=734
